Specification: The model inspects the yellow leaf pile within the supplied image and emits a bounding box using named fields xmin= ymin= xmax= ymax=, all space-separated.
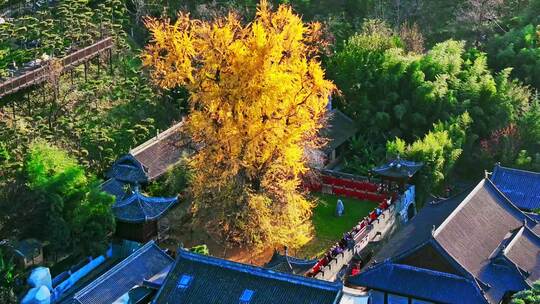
xmin=143 ymin=0 xmax=334 ymax=249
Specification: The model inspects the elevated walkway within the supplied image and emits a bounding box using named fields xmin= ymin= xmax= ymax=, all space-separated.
xmin=0 ymin=37 xmax=113 ymax=98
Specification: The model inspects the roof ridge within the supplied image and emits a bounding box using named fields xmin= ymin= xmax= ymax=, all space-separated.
xmin=130 ymin=120 xmax=185 ymax=156
xmin=74 ymin=241 xmax=169 ymax=299
xmin=502 ymin=226 xmax=525 ymax=256
xmin=494 ymin=164 xmax=540 ymax=176
xmin=177 ymin=250 xmax=342 ymax=291
xmin=390 ymin=262 xmax=471 ymax=281
xmin=135 ymin=191 xmax=150 ymax=222
xmin=348 ymin=260 xmax=489 ymax=304
xmin=434 ymin=179 xmax=537 ymax=238
xmin=329 ymin=108 xmax=354 ymax=124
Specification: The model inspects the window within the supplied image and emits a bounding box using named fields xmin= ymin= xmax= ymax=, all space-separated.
xmin=177 ymin=275 xmax=192 ymax=289
xmin=240 ymin=289 xmax=255 ymax=303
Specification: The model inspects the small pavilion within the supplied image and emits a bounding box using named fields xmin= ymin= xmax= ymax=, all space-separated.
xmin=113 ymin=188 xmax=178 ymax=243
xmin=371 ymin=156 xmax=423 ymax=193
xmin=264 ymin=248 xmax=318 ymax=275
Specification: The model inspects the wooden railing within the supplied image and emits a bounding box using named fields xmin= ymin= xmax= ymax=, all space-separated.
xmin=0 ymin=37 xmax=114 ymax=99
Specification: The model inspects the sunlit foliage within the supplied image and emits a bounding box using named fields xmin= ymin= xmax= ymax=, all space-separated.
xmin=143 ymin=1 xmax=334 ymax=249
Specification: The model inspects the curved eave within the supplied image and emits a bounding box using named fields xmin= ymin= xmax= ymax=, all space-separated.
xmin=113 ymin=193 xmax=178 ymax=223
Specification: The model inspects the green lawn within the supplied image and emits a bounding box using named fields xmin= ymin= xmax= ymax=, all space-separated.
xmin=296 ymin=193 xmax=378 ymax=258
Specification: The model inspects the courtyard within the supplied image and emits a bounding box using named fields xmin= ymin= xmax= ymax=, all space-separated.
xmin=297 ymin=193 xmax=378 ymax=258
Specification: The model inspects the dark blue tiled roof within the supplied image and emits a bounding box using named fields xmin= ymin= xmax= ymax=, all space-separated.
xmin=374 ymin=188 xmax=472 ymax=263
xmin=106 ymin=154 xmax=148 ymax=184
xmin=370 ymin=179 xmax=540 ymax=304
xmin=490 ymin=164 xmax=540 ymax=211
xmin=263 ymin=250 xmax=318 ymax=275
xmin=372 ymin=156 xmax=423 ymax=178
xmin=112 ymin=189 xmax=178 ymax=223
xmin=153 ymin=249 xmax=342 ymax=304
xmin=348 ymin=261 xmax=488 ymax=304
xmin=100 ymin=178 xmax=126 ymax=202
xmin=72 ymin=241 xmax=174 ymax=304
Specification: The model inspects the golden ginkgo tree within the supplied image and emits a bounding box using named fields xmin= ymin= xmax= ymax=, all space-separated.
xmin=142 ymin=1 xmax=335 ymax=249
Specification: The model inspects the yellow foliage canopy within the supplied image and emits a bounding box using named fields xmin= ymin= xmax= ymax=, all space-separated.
xmin=143 ymin=1 xmax=334 ymax=249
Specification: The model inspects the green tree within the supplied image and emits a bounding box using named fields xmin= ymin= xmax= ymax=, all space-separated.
xmin=0 ymin=250 xmax=17 ymax=304
xmin=328 ymin=23 xmax=531 ymax=176
xmin=485 ymin=0 xmax=540 ymax=90
xmin=24 ymin=141 xmax=115 ymax=257
xmin=512 ymin=281 xmax=540 ymax=304
xmin=189 ymin=244 xmax=209 ymax=255
xmin=387 ymin=113 xmax=472 ymax=203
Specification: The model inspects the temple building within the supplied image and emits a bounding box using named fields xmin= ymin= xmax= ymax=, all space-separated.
xmin=112 ymin=188 xmax=178 ymax=243
xmin=60 ymin=241 xmax=174 ymax=304
xmin=371 ymin=157 xmax=422 ymax=221
xmin=153 ymin=249 xmax=344 ymax=304
xmin=489 ymin=164 xmax=540 ymax=212
xmin=264 ymin=248 xmax=318 ymax=275
xmin=348 ymin=179 xmax=540 ymax=304
xmin=371 ymin=156 xmax=423 ymax=192
xmin=321 ymin=108 xmax=358 ymax=167
xmin=101 ymin=120 xmax=193 ymax=198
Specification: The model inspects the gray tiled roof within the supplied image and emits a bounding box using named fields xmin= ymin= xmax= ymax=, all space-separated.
xmin=106 ymin=154 xmax=148 ymax=184
xmin=321 ymin=109 xmax=357 ymax=153
xmin=100 ymin=178 xmax=126 ymax=202
xmin=502 ymin=226 xmax=540 ymax=283
xmin=359 ymin=179 xmax=540 ymax=304
xmin=153 ymin=249 xmax=343 ymax=304
xmin=432 ymin=180 xmax=537 ymax=303
xmin=72 ymin=241 xmax=174 ymax=304
xmin=373 ymin=188 xmax=472 ymax=263
xmin=131 ymin=121 xmax=192 ymax=181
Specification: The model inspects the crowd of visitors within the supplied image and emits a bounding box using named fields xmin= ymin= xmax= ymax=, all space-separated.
xmin=307 ymin=197 xmax=393 ymax=277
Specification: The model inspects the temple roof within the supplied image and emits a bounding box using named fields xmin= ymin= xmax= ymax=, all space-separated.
xmin=106 ymin=154 xmax=148 ymax=184
xmin=7 ymin=239 xmax=43 ymax=260
xmin=371 ymin=156 xmax=423 ymax=179
xmin=153 ymin=249 xmax=343 ymax=304
xmin=72 ymin=241 xmax=173 ymax=304
xmin=100 ymin=178 xmax=126 ymax=202
xmin=130 ymin=121 xmax=192 ymax=181
xmin=432 ymin=179 xmax=536 ymax=302
xmin=348 ymin=261 xmax=487 ymax=304
xmin=112 ymin=189 xmax=178 ymax=223
xmin=321 ymin=109 xmax=357 ymax=154
xmin=501 ymin=225 xmax=540 ymax=284
xmin=105 ymin=121 xmax=193 ymax=185
xmin=373 ymin=188 xmax=472 ymax=264
xmin=356 ymin=179 xmax=540 ymax=304
xmin=490 ymin=164 xmax=540 ymax=211
xmin=263 ymin=250 xmax=318 ymax=275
